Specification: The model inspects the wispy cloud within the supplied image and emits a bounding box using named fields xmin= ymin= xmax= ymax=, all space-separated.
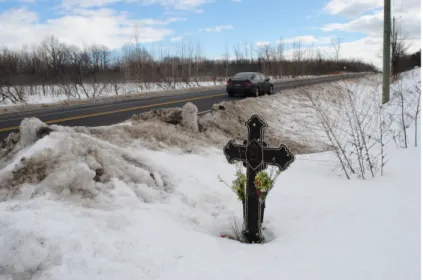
xmin=0 ymin=6 xmax=175 ymax=50
xmin=276 ymin=35 xmax=334 ymax=45
xmin=170 ymin=36 xmax=183 ymax=41
xmin=200 ymin=24 xmax=233 ymax=32
xmin=60 ymin=0 xmax=214 ymax=12
xmin=136 ymin=17 xmax=187 ymax=26
xmin=323 ymin=0 xmax=383 ymax=17
xmin=1 ymin=0 xmax=38 ymax=3
xmin=256 ymin=41 xmax=270 ymax=47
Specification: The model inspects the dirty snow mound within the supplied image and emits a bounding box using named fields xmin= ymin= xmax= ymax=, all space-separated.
xmin=126 ymin=96 xmax=319 ymax=154
xmin=19 ymin=118 xmax=49 ymax=147
xmin=0 ymin=118 xmax=241 ymax=279
xmin=126 ymin=78 xmax=381 ymax=154
xmin=131 ymin=107 xmax=183 ymax=124
xmin=0 ymin=119 xmax=172 ymax=207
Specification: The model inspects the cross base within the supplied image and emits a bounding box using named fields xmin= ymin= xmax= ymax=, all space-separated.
xmin=240 ymin=200 xmax=266 ymax=244
xmin=243 ymin=230 xmax=264 ymax=244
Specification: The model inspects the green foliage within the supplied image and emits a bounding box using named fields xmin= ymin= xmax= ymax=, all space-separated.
xmin=255 ymin=168 xmax=281 ymax=200
xmin=255 ymin=171 xmax=273 ymax=198
xmin=218 ymin=163 xmax=282 ymax=201
xmin=218 ymin=163 xmax=246 ymax=201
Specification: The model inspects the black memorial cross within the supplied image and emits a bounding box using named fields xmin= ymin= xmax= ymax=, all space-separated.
xmin=223 ymin=114 xmax=295 ymax=244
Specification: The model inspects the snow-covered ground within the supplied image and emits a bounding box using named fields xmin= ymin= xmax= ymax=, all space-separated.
xmin=0 ymin=81 xmax=224 ymax=107
xmin=0 ymin=69 xmax=420 ymax=280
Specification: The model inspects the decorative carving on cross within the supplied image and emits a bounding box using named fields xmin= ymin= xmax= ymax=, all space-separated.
xmin=223 ymin=114 xmax=295 ymax=244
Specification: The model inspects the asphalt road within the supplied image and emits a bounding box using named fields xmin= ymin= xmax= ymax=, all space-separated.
xmin=0 ymin=73 xmax=366 ymax=141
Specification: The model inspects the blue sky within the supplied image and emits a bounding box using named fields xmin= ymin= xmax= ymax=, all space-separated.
xmin=0 ymin=0 xmax=420 ymax=68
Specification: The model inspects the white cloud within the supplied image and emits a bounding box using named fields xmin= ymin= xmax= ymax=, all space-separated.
xmin=200 ymin=25 xmax=233 ymax=32
xmin=324 ymin=0 xmax=383 ymax=17
xmin=276 ymin=35 xmax=334 ymax=45
xmin=0 ymin=6 xmax=38 ymax=23
xmin=60 ymin=0 xmax=214 ymax=11
xmin=322 ymin=12 xmax=384 ymax=35
xmin=322 ymin=2 xmax=421 ymax=39
xmin=61 ymin=0 xmax=120 ymax=9
xmin=136 ymin=17 xmax=187 ymax=25
xmin=256 ymin=41 xmax=270 ymax=47
xmin=0 ymin=7 xmax=175 ymax=50
xmin=141 ymin=0 xmax=214 ymax=11
xmin=0 ymin=0 xmax=36 ymax=2
xmin=170 ymin=36 xmax=183 ymax=41
xmin=320 ymin=0 xmax=421 ymax=69
xmin=232 ymin=0 xmax=241 ymax=2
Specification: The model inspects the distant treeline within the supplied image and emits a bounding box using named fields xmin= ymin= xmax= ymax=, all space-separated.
xmin=390 ymin=17 xmax=421 ymax=78
xmin=392 ymin=50 xmax=421 ymax=77
xmin=0 ymin=35 xmax=379 ymax=88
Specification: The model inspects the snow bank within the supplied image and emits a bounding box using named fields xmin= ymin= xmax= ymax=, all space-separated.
xmin=55 ymin=95 xmax=317 ymax=155
xmin=0 ymin=117 xmax=172 ymax=207
xmin=107 ymin=80 xmax=358 ymax=154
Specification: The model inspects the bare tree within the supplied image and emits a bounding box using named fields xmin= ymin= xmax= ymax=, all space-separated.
xmin=391 ymin=17 xmax=410 ymax=81
xmin=292 ymin=40 xmax=303 ymax=76
xmin=223 ymin=42 xmax=230 ymax=78
xmin=233 ymin=43 xmax=243 ymax=62
xmin=193 ymin=42 xmax=203 ymax=86
xmin=331 ymin=36 xmax=341 ymax=62
xmin=277 ymin=37 xmax=285 ymax=78
xmin=249 ymin=41 xmax=254 ymax=62
xmin=244 ymin=42 xmax=249 ymax=62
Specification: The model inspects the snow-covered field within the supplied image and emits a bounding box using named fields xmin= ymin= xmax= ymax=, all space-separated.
xmin=0 ymin=69 xmax=420 ymax=280
xmin=0 ymin=81 xmax=224 ymax=107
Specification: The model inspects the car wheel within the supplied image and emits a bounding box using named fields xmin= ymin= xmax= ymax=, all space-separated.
xmin=254 ymin=87 xmax=259 ymax=97
xmin=268 ymin=86 xmax=273 ymax=95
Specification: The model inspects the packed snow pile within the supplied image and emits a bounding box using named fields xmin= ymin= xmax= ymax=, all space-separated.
xmin=66 ymin=100 xmax=314 ymax=155
xmin=0 ymin=68 xmax=420 ymax=280
xmin=0 ymin=117 xmax=173 ymax=206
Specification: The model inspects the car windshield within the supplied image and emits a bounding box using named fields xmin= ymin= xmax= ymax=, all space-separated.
xmin=233 ymin=73 xmax=253 ymax=79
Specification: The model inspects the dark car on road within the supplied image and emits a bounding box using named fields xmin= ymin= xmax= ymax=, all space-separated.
xmin=226 ymin=72 xmax=274 ymax=97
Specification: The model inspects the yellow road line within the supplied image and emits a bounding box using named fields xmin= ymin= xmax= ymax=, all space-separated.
xmin=0 ymin=93 xmax=226 ymax=133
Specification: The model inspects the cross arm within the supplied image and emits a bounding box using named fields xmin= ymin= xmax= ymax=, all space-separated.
xmin=223 ymin=140 xmax=247 ymax=164
xmin=263 ymin=144 xmax=295 ymax=171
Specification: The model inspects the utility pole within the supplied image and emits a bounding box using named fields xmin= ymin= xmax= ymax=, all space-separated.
xmin=382 ymin=0 xmax=391 ymax=104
